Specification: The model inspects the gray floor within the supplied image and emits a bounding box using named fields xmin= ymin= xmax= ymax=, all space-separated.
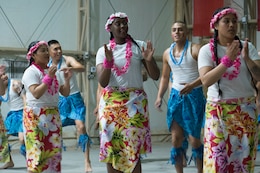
xmin=2 ymin=141 xmax=260 ymax=173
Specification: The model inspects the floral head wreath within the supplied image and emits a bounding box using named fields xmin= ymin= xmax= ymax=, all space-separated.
xmin=210 ymin=8 xmax=238 ymax=29
xmin=26 ymin=41 xmax=48 ymax=61
xmin=105 ymin=12 xmax=129 ymax=32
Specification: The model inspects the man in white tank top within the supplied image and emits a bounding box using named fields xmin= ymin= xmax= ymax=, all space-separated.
xmin=0 ymin=65 xmax=14 ymax=169
xmin=154 ymin=21 xmax=205 ymax=173
xmin=3 ymin=79 xmax=26 ymax=158
xmin=48 ymin=40 xmax=92 ymax=173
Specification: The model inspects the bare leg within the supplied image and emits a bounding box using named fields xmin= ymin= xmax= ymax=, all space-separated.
xmin=106 ymin=163 xmax=123 ymax=173
xmin=106 ymin=160 xmax=141 ymax=173
xmin=75 ymin=120 xmax=92 ymax=172
xmin=18 ymin=132 xmax=25 ymax=144
xmin=171 ymin=121 xmax=185 ymax=173
xmin=132 ymin=159 xmax=142 ymax=173
xmin=189 ymin=135 xmax=203 ymax=173
xmin=84 ymin=142 xmax=92 ymax=172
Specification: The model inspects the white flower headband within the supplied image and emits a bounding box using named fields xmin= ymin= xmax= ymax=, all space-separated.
xmin=26 ymin=41 xmax=48 ymax=61
xmin=105 ymin=12 xmax=129 ymax=32
xmin=210 ymin=8 xmax=238 ymax=29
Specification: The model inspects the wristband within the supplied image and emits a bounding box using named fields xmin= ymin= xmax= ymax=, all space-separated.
xmin=42 ymin=74 xmax=53 ymax=86
xmin=221 ymin=55 xmax=233 ymax=68
xmin=103 ymin=58 xmax=114 ymax=69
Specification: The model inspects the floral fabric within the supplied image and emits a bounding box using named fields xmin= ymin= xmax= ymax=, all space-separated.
xmin=0 ymin=113 xmax=10 ymax=163
xmin=98 ymin=87 xmax=152 ymax=173
xmin=203 ymin=97 xmax=258 ymax=173
xmin=23 ymin=106 xmax=62 ymax=173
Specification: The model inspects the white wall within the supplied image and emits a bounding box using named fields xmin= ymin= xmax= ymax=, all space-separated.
xmin=0 ymin=0 xmax=78 ymax=50
xmin=89 ymin=0 xmax=175 ymax=57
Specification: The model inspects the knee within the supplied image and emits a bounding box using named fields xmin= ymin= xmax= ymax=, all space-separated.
xmin=171 ymin=135 xmax=184 ymax=147
xmin=76 ymin=121 xmax=86 ymax=133
xmin=189 ymin=137 xmax=202 ymax=149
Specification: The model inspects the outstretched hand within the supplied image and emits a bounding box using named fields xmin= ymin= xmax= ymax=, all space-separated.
xmin=48 ymin=65 xmax=57 ymax=78
xmin=142 ymin=41 xmax=155 ymax=61
xmin=60 ymin=67 xmax=73 ymax=81
xmin=180 ymin=83 xmax=193 ymax=95
xmin=226 ymin=40 xmax=240 ymax=61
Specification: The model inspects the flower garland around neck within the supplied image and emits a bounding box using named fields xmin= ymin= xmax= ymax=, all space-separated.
xmin=32 ymin=62 xmax=59 ymax=95
xmin=210 ymin=38 xmax=241 ymax=80
xmin=169 ymin=40 xmax=188 ymax=65
xmin=109 ymin=36 xmax=132 ymax=76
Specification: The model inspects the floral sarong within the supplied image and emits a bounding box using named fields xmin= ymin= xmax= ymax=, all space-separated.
xmin=23 ymin=106 xmax=62 ymax=173
xmin=203 ymin=97 xmax=258 ymax=173
xmin=98 ymin=87 xmax=152 ymax=173
xmin=0 ymin=112 xmax=10 ymax=163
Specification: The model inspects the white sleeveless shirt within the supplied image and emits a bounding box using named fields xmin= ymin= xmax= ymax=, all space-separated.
xmin=168 ymin=41 xmax=200 ymax=91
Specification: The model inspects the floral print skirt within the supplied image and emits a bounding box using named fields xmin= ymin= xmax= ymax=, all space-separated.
xmin=203 ymin=97 xmax=258 ymax=173
xmin=98 ymin=87 xmax=152 ymax=173
xmin=0 ymin=112 xmax=10 ymax=163
xmin=23 ymin=106 xmax=62 ymax=173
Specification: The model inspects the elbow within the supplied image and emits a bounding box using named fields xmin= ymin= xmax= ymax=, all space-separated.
xmin=150 ymin=70 xmax=160 ymax=81
xmin=153 ymin=75 xmax=160 ymax=81
xmin=201 ymin=78 xmax=212 ymax=88
xmin=99 ymin=82 xmax=108 ymax=88
xmin=34 ymin=94 xmax=41 ymax=99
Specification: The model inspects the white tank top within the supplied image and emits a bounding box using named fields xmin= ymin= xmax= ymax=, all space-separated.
xmin=168 ymin=41 xmax=200 ymax=90
xmin=58 ymin=56 xmax=80 ymax=95
xmin=8 ymin=79 xmax=24 ymax=111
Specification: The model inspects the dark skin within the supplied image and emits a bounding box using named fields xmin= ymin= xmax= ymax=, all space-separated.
xmin=96 ymin=17 xmax=160 ymax=173
xmin=96 ymin=18 xmax=160 ymax=88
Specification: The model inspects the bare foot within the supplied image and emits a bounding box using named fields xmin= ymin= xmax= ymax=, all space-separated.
xmin=85 ymin=161 xmax=92 ymax=173
xmin=183 ymin=156 xmax=187 ymax=167
xmin=0 ymin=161 xmax=14 ymax=169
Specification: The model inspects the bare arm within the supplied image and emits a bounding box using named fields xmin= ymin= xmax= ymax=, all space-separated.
xmin=199 ymin=40 xmax=240 ymax=87
xmin=30 ymin=65 xmax=58 ymax=99
xmin=93 ymin=83 xmax=103 ymax=116
xmin=154 ymin=49 xmax=170 ymax=111
xmin=59 ymin=68 xmax=72 ymax=97
xmin=142 ymin=41 xmax=160 ymax=80
xmin=64 ymin=55 xmax=85 ymax=73
xmin=242 ymin=40 xmax=260 ymax=81
xmin=97 ymin=44 xmax=113 ymax=88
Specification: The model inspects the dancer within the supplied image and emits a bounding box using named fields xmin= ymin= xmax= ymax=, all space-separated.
xmin=96 ymin=12 xmax=160 ymax=173
xmin=3 ymin=79 xmax=26 ymax=157
xmin=0 ymin=65 xmax=14 ymax=169
xmin=198 ymin=7 xmax=260 ymax=172
xmin=22 ymin=41 xmax=71 ymax=173
xmin=154 ymin=21 xmax=205 ymax=173
xmin=48 ymin=39 xmax=92 ymax=173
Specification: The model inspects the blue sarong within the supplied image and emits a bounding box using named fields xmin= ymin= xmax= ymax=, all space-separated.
xmin=58 ymin=92 xmax=86 ymax=127
xmin=167 ymin=87 xmax=205 ymax=139
xmin=4 ymin=109 xmax=23 ymax=136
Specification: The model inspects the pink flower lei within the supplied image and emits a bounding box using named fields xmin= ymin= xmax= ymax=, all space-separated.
xmin=109 ymin=36 xmax=132 ymax=76
xmin=209 ymin=38 xmax=241 ymax=80
xmin=32 ymin=62 xmax=59 ymax=95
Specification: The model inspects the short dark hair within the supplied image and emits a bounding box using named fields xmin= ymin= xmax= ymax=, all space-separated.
xmin=48 ymin=39 xmax=60 ymax=46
